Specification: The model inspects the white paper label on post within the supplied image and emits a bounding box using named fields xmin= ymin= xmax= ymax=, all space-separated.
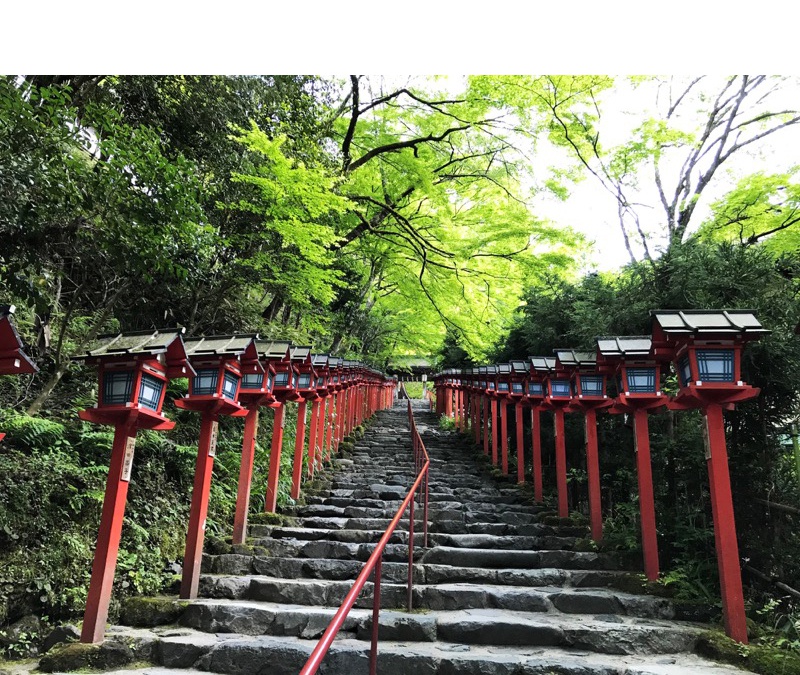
xmin=209 ymin=421 xmax=219 ymax=457
xmin=121 ymin=436 xmax=136 ymax=482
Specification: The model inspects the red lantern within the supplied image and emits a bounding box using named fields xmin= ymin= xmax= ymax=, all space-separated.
xmin=596 ymin=335 xmax=664 ymax=581
xmin=0 ymin=305 xmax=38 ymax=376
xmin=0 ymin=306 xmax=39 ymax=443
xmin=73 ymin=329 xmax=192 ymax=643
xmin=650 ymin=309 xmax=768 ymax=644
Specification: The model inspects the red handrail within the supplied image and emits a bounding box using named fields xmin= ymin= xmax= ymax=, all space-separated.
xmin=299 ymin=400 xmax=430 ymax=675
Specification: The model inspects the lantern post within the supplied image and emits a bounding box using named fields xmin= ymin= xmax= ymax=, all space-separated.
xmin=0 ymin=306 xmax=39 ymax=443
xmin=176 ymin=335 xmax=257 ymax=600
xmin=651 ymin=309 xmax=767 ymax=644
xmin=288 ymin=346 xmax=317 ymax=500
xmin=596 ymin=335 xmax=665 ymax=581
xmin=537 ymin=356 xmax=571 ymax=517
xmin=496 ymin=364 xmax=512 ymax=474
xmin=555 ymin=349 xmax=612 ymax=543
xmin=508 ymin=360 xmax=529 ymax=484
xmin=231 ymin=339 xmax=275 ymax=546
xmin=485 ymin=366 xmax=500 ymax=466
xmin=526 ymin=358 xmax=548 ymax=501
xmin=307 ymin=355 xmax=330 ymax=478
xmin=479 ymin=367 xmax=491 ymax=457
xmin=263 ymin=342 xmax=301 ymax=513
xmin=73 ymin=329 xmax=192 ymax=642
xmin=469 ymin=369 xmax=480 ymax=444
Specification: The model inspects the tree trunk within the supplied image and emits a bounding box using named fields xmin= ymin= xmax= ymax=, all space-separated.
xmin=26 ymin=361 xmax=71 ymax=416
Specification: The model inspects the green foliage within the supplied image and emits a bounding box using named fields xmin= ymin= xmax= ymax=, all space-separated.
xmin=501 ymin=239 xmax=800 ymax=619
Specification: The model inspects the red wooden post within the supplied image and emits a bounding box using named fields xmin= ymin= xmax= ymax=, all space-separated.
xmin=483 ymin=397 xmax=490 ymax=456
xmin=319 ymin=396 xmax=329 ymax=464
xmin=515 ymin=403 xmax=525 ymax=484
xmin=491 ymin=398 xmax=499 ymax=466
xmin=705 ymin=403 xmax=748 ymax=644
xmin=501 ymin=400 xmax=510 ymax=474
xmin=80 ymin=421 xmax=136 ymax=643
xmin=232 ymin=406 xmax=259 ymax=545
xmin=307 ymin=399 xmax=321 ymax=478
xmin=325 ymin=394 xmax=335 ymax=461
xmin=633 ymin=409 xmax=659 ymax=581
xmin=584 ymin=408 xmax=603 ymax=542
xmin=180 ymin=412 xmax=220 ymax=599
xmin=554 ymin=408 xmax=568 ymax=517
xmin=531 ymin=408 xmax=543 ymax=502
xmin=445 ymin=387 xmax=453 ymax=419
xmin=290 ymin=400 xmax=308 ymax=500
xmin=473 ymin=394 xmax=480 ymax=444
xmin=265 ymin=404 xmax=286 ymax=513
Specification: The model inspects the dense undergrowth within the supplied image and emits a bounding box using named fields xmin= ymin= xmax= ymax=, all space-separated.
xmin=0 ymin=375 xmax=306 ymax=652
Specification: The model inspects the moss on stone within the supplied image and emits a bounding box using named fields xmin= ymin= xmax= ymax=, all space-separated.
xmin=120 ymin=596 xmax=188 ymax=627
xmin=38 ymin=640 xmax=136 ymax=673
xmin=249 ymin=512 xmax=287 ymax=526
xmin=696 ymin=630 xmax=800 ymax=675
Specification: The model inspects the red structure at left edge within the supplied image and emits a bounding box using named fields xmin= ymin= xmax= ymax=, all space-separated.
xmin=0 ymin=305 xmax=39 ymax=443
xmin=74 ymin=329 xmax=193 ymax=644
xmin=651 ymin=309 xmax=768 ymax=645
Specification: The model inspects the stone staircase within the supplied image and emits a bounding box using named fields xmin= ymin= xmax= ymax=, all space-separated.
xmin=42 ymin=401 xmax=751 ymax=674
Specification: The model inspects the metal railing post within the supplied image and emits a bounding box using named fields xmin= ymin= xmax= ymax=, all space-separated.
xmin=407 ymin=494 xmax=415 ymax=612
xmin=369 ymin=555 xmax=382 ymax=675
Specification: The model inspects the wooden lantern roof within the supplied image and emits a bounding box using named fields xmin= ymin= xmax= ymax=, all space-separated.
xmin=0 ymin=305 xmax=38 ymax=375
xmin=554 ymin=349 xmax=597 ymax=369
xmin=183 ymin=335 xmax=257 ymax=356
xmin=290 ymin=346 xmax=312 ymax=364
xmin=651 ymin=309 xmax=768 ymax=340
xmin=596 ymin=336 xmax=653 ymax=358
xmin=529 ymin=356 xmax=557 ymax=373
xmin=258 ymin=340 xmax=292 ymax=361
xmin=75 ymin=328 xmax=193 ymax=378
xmin=311 ymin=354 xmax=329 ymax=369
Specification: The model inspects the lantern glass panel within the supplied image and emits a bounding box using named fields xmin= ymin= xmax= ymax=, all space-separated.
xmin=192 ymin=368 xmax=219 ymax=396
xmin=487 ymin=380 xmax=495 ymax=391
xmin=274 ymin=371 xmax=289 ymax=387
xmin=696 ymin=349 xmax=735 ymax=382
xmin=626 ymin=367 xmax=657 ymax=393
xmin=580 ymin=375 xmax=604 ymax=396
xmin=512 ymin=382 xmax=524 ymax=394
xmin=550 ymin=380 xmax=571 ymax=397
xmin=267 ymin=372 xmax=274 ymax=390
xmin=678 ymin=354 xmax=692 ymax=387
xmin=103 ymin=370 xmax=135 ymax=405
xmin=138 ymin=373 xmax=164 ymax=411
xmin=298 ymin=374 xmax=311 ymax=388
xmin=222 ymin=372 xmax=239 ymax=400
xmin=316 ymin=377 xmax=326 ymax=387
xmin=241 ymin=373 xmax=264 ymax=389
xmin=291 ymin=373 xmax=298 ymax=388
xmin=528 ymin=382 xmax=543 ymax=396
xmin=498 ymin=382 xmax=509 ymax=392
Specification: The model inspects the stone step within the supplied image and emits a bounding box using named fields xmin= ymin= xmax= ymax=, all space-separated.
xmin=421 ymin=545 xmax=633 ymax=571
xmin=233 ymin=537 xmax=421 ymax=563
xmin=73 ymin=626 xmax=752 ymax=675
xmin=171 ymin=599 xmax=698 ymax=655
xmin=198 ymin=575 xmax=675 ymax=618
xmin=202 ymin=554 xmax=644 ymax=591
